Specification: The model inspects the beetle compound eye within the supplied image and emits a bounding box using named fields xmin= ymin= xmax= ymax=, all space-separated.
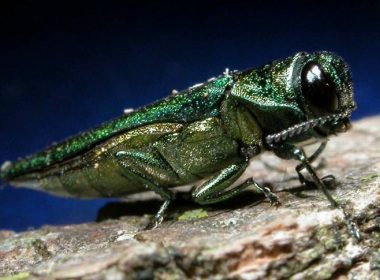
xmin=301 ymin=62 xmax=339 ymax=115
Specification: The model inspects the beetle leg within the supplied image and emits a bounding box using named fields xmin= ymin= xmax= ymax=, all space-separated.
xmin=263 ymin=141 xmax=327 ymax=175
xmin=295 ymin=141 xmax=337 ymax=188
xmin=192 ymin=162 xmax=279 ymax=206
xmin=115 ymin=150 xmax=178 ymax=229
xmin=245 ymin=179 xmax=280 ymax=206
xmin=273 ymin=143 xmax=361 ymax=240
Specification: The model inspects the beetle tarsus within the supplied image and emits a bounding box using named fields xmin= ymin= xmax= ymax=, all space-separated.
xmin=263 ymin=187 xmax=281 ymax=207
xmin=145 ymin=199 xmax=171 ymax=230
xmin=320 ymin=174 xmax=338 ymax=189
xmin=247 ymin=179 xmax=281 ymax=207
xmin=343 ymin=208 xmax=361 ymax=241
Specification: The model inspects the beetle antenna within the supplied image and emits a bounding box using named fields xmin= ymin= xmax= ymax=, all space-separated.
xmin=265 ymin=111 xmax=350 ymax=147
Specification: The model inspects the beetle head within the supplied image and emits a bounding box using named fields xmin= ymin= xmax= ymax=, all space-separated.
xmin=294 ymin=51 xmax=356 ymax=136
xmin=231 ymin=51 xmax=355 ymax=145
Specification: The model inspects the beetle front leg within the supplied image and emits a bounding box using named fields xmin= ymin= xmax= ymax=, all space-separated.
xmin=263 ymin=141 xmax=328 ymax=176
xmin=192 ymin=162 xmax=279 ymax=206
xmin=273 ymin=143 xmax=361 ymax=240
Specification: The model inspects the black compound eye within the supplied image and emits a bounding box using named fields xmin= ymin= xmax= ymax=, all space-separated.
xmin=301 ymin=62 xmax=339 ymax=115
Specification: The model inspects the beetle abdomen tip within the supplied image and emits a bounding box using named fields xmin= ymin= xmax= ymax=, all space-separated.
xmin=0 ymin=160 xmax=12 ymax=180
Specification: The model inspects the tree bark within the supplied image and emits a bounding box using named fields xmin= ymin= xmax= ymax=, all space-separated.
xmin=1 ymin=116 xmax=379 ymax=280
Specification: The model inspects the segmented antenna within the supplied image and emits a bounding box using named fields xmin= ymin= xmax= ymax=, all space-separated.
xmin=265 ymin=112 xmax=350 ymax=147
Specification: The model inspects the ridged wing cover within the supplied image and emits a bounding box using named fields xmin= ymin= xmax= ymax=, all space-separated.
xmin=1 ymin=75 xmax=233 ymax=180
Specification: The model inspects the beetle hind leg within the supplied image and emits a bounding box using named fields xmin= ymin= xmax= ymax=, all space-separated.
xmin=145 ymin=199 xmax=172 ymax=230
xmin=115 ymin=150 xmax=179 ymax=229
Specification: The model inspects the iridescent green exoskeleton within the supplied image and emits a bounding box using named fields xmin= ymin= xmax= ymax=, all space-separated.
xmin=0 ymin=52 xmax=359 ymax=236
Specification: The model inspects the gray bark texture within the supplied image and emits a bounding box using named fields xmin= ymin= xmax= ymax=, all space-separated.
xmin=0 ymin=116 xmax=379 ymax=280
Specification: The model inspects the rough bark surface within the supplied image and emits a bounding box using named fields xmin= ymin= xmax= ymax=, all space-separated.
xmin=0 ymin=116 xmax=379 ymax=280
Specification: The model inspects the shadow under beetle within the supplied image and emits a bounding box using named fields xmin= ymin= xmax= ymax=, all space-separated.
xmin=0 ymin=52 xmax=360 ymax=238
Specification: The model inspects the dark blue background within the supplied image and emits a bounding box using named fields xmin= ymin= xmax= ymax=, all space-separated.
xmin=1 ymin=1 xmax=379 ymax=231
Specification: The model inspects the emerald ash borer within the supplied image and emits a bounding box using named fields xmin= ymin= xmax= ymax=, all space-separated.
xmin=0 ymin=51 xmax=360 ymax=237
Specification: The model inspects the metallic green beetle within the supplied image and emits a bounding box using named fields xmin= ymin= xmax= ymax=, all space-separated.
xmin=0 ymin=51 xmax=358 ymax=233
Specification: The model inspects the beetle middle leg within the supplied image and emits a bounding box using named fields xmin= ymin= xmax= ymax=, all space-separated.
xmin=115 ymin=150 xmax=179 ymax=229
xmin=192 ymin=161 xmax=279 ymax=206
